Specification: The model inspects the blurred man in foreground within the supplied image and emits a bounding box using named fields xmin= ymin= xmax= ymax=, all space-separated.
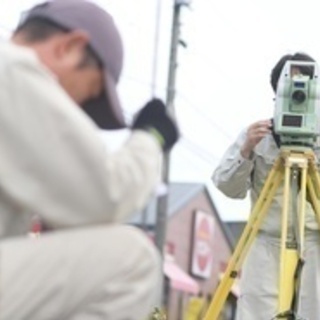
xmin=0 ymin=1 xmax=179 ymax=319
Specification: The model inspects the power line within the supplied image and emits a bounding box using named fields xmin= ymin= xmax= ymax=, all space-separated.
xmin=176 ymin=92 xmax=234 ymax=140
xmin=172 ymin=142 xmax=215 ymax=175
xmin=121 ymin=75 xmax=233 ymax=141
xmin=123 ymin=105 xmax=223 ymax=168
xmin=180 ymin=136 xmax=219 ymax=164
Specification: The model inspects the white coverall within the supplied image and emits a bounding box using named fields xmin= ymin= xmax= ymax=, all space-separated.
xmin=0 ymin=42 xmax=163 ymax=320
xmin=212 ymin=128 xmax=320 ymax=320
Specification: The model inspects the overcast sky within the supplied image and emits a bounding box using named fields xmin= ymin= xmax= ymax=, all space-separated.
xmin=1 ymin=0 xmax=320 ymax=221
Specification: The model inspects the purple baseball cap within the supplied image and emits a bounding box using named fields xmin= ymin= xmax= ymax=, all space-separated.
xmin=21 ymin=0 xmax=126 ymax=129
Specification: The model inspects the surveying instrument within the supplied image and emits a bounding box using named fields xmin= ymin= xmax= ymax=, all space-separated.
xmin=204 ymin=61 xmax=320 ymax=320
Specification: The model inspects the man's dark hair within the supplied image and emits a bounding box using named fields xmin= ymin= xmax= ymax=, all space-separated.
xmin=14 ymin=17 xmax=102 ymax=69
xmin=270 ymin=52 xmax=316 ymax=93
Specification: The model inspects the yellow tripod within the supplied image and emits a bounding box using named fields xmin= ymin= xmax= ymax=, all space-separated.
xmin=204 ymin=146 xmax=320 ymax=320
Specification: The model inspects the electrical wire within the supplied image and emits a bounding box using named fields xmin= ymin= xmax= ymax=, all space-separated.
xmin=123 ymin=107 xmax=223 ymax=168
xmin=180 ymin=137 xmax=219 ymax=164
xmin=121 ymin=75 xmax=233 ymax=142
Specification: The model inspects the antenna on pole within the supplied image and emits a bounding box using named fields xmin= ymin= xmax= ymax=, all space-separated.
xmin=151 ymin=0 xmax=163 ymax=97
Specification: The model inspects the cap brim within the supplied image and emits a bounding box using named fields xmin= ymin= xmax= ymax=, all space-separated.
xmin=83 ymin=71 xmax=126 ymax=130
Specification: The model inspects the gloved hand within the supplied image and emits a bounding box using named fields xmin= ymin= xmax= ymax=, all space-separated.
xmin=132 ymin=99 xmax=179 ymax=151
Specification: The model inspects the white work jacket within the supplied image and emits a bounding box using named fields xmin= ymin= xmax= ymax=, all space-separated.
xmin=212 ymin=128 xmax=320 ymax=238
xmin=0 ymin=42 xmax=162 ymax=238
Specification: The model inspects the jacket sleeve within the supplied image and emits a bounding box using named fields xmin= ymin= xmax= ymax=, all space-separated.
xmin=212 ymin=129 xmax=255 ymax=199
xmin=0 ymin=49 xmax=162 ymax=228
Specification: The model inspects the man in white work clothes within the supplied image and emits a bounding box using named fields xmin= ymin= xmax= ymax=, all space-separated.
xmin=0 ymin=1 xmax=179 ymax=319
xmin=212 ymin=52 xmax=320 ymax=320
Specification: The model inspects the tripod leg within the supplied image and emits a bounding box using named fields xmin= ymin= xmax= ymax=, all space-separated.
xmin=290 ymin=161 xmax=308 ymax=314
xmin=278 ymin=160 xmax=299 ymax=314
xmin=203 ymin=158 xmax=283 ymax=320
xmin=307 ymin=161 xmax=320 ymax=226
xmin=297 ymin=163 xmax=307 ymax=251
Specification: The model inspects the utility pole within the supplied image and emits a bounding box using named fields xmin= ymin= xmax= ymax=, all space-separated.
xmin=151 ymin=0 xmax=162 ymax=97
xmin=154 ymin=0 xmax=190 ymax=256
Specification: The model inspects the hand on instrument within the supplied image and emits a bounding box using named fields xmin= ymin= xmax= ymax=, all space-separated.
xmin=241 ymin=119 xmax=272 ymax=159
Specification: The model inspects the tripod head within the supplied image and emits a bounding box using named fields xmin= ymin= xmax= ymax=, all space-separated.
xmin=273 ymin=60 xmax=320 ymax=148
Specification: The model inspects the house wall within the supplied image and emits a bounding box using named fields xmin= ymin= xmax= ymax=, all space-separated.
xmin=165 ymin=191 xmax=232 ymax=319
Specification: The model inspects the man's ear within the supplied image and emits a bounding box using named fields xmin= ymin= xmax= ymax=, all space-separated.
xmin=56 ymin=30 xmax=90 ymax=59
